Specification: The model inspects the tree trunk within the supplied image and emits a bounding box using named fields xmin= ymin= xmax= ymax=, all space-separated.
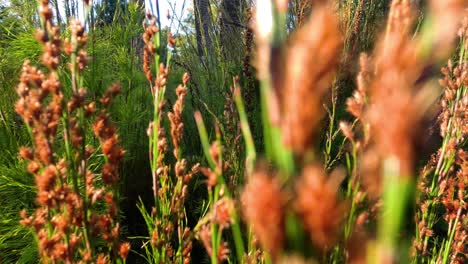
xmin=64 ymin=0 xmax=71 ymax=22
xmin=70 ymin=0 xmax=76 ymax=18
xmin=219 ymin=0 xmax=243 ymax=61
xmin=220 ymin=0 xmax=242 ymax=31
xmin=193 ymin=0 xmax=204 ymax=57
xmin=53 ymin=0 xmax=61 ymax=28
xmin=200 ymin=0 xmax=212 ymax=50
xmin=193 ymin=0 xmax=212 ymax=57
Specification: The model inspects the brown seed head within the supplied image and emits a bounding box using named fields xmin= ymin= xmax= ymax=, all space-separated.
xmin=241 ymin=168 xmax=284 ymax=256
xmin=119 ymin=242 xmax=131 ymax=260
xmin=281 ymin=6 xmax=342 ymax=155
xmin=213 ymin=197 xmax=234 ymax=228
xmin=295 ymin=164 xmax=345 ymax=250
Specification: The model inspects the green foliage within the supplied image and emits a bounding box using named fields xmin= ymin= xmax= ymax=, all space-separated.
xmin=0 ymin=6 xmax=38 ymax=261
xmin=0 ymin=108 xmax=37 ymax=263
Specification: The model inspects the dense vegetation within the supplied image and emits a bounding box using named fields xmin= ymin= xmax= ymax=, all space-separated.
xmin=0 ymin=0 xmax=466 ymax=263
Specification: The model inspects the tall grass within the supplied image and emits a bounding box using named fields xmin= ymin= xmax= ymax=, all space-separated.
xmin=0 ymin=0 xmax=466 ymax=263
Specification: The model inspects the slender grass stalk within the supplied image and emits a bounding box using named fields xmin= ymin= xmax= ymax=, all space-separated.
xmin=233 ymin=78 xmax=256 ymax=174
xmin=194 ymin=111 xmax=246 ymax=263
xmin=256 ymin=0 xmax=294 ymax=176
xmin=377 ymin=158 xmax=413 ymax=263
